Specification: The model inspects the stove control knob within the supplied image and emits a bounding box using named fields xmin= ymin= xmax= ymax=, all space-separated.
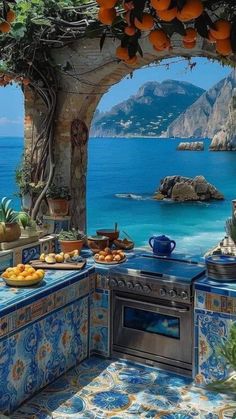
xmin=126 ymin=282 xmax=134 ymax=289
xmin=160 ymin=288 xmax=166 ymax=297
xmin=118 ymin=280 xmax=125 ymax=288
xmin=169 ymin=289 xmax=177 ymax=298
xmin=109 ymin=279 xmax=118 ymax=287
xmin=143 ymin=285 xmax=151 ymax=294
xmin=134 ymin=283 xmax=143 ymax=291
xmin=181 ymin=291 xmax=188 ymax=300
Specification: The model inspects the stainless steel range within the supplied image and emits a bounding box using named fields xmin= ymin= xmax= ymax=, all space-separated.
xmin=109 ymin=255 xmax=205 ymax=376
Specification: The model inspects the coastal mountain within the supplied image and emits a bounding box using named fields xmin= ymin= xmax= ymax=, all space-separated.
xmin=164 ymin=71 xmax=236 ymax=139
xmin=90 ymin=80 xmax=204 ymax=137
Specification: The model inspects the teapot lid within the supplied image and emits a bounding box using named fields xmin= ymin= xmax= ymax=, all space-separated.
xmin=156 ymin=235 xmax=171 ymax=241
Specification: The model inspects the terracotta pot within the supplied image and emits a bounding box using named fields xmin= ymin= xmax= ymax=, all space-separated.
xmin=59 ymin=239 xmax=84 ymax=254
xmin=47 ymin=199 xmax=69 ymax=216
xmin=0 ymin=222 xmax=21 ymax=243
xmin=96 ymin=229 xmax=119 ymax=243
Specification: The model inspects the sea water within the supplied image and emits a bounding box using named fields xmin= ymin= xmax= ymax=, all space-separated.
xmin=1 ymin=136 xmax=236 ymax=255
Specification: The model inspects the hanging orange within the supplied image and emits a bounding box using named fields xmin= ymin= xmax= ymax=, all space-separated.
xmin=157 ymin=7 xmax=177 ymax=22
xmin=149 ymin=29 xmax=169 ymax=48
xmin=216 ymin=38 xmax=232 ymax=56
xmin=98 ymin=7 xmax=117 ymax=25
xmin=116 ymin=46 xmax=129 ymax=60
xmin=150 ymin=0 xmax=171 ymax=11
xmin=97 ymin=0 xmax=117 ymax=7
xmin=183 ymin=28 xmax=197 ymax=43
xmin=183 ymin=40 xmax=196 ymax=49
xmin=125 ymin=55 xmax=138 ymax=65
xmin=6 ymin=9 xmax=16 ymax=23
xmin=134 ymin=13 xmax=154 ymax=31
xmin=209 ymin=20 xmax=231 ymax=40
xmin=124 ymin=26 xmax=136 ymax=36
xmin=177 ymin=0 xmax=203 ymax=22
xmin=0 ymin=21 xmax=11 ymax=33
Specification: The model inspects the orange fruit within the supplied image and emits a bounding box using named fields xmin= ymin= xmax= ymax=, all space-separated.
xmin=36 ymin=269 xmax=45 ymax=279
xmin=209 ymin=19 xmax=231 ymax=40
xmin=149 ymin=29 xmax=169 ymax=48
xmin=98 ymin=7 xmax=116 ymax=25
xmin=25 ymin=275 xmax=33 ymax=280
xmin=17 ymin=275 xmax=25 ymax=281
xmin=216 ymin=38 xmax=232 ymax=56
xmin=27 ymin=267 xmax=36 ymax=274
xmin=116 ymin=46 xmax=129 ymax=60
xmin=150 ymin=0 xmax=171 ymax=11
xmin=183 ymin=28 xmax=197 ymax=43
xmin=157 ymin=7 xmax=177 ymax=22
xmin=207 ymin=31 xmax=217 ymax=43
xmin=96 ymin=0 xmax=116 ymax=6
xmin=124 ymin=26 xmax=136 ymax=36
xmin=6 ymin=9 xmax=16 ymax=23
xmin=17 ymin=264 xmax=25 ymax=272
xmin=32 ymin=272 xmax=40 ymax=280
xmin=125 ymin=55 xmax=138 ymax=65
xmin=0 ymin=21 xmax=11 ymax=33
xmin=183 ymin=40 xmax=196 ymax=49
xmin=177 ymin=0 xmax=203 ymax=22
xmin=22 ymin=271 xmax=29 ymax=277
xmin=25 ymin=264 xmax=31 ymax=269
xmin=134 ymin=13 xmax=154 ymax=31
xmin=2 ymin=272 xmax=9 ymax=279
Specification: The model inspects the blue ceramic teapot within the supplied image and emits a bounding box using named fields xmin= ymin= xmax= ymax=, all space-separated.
xmin=149 ymin=235 xmax=176 ymax=256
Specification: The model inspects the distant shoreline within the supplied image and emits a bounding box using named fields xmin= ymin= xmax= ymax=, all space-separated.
xmin=90 ymin=136 xmax=210 ymax=140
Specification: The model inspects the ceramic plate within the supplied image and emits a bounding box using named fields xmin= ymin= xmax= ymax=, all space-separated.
xmin=1 ymin=277 xmax=43 ymax=287
xmin=94 ymin=256 xmax=127 ymax=265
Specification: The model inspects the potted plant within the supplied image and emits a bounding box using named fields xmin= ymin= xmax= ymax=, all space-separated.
xmin=0 ymin=197 xmax=21 ymax=243
xmin=17 ymin=212 xmax=39 ymax=238
xmin=58 ymin=229 xmax=86 ymax=254
xmin=46 ymin=181 xmax=71 ymax=217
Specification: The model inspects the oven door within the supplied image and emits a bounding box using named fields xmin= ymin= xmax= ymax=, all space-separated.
xmin=113 ymin=293 xmax=192 ymax=366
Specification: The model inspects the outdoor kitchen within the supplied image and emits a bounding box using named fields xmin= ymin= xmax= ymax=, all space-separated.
xmin=1 ymin=204 xmax=236 ymax=416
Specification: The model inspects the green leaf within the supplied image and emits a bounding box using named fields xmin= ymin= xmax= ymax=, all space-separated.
xmin=31 ymin=17 xmax=52 ymax=26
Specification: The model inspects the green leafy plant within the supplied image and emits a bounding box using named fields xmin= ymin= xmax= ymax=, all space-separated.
xmin=226 ymin=217 xmax=236 ymax=243
xmin=46 ymin=184 xmax=71 ymax=201
xmin=58 ymin=229 xmax=85 ymax=241
xmin=17 ymin=212 xmax=36 ymax=230
xmin=208 ymin=323 xmax=236 ymax=393
xmin=0 ymin=197 xmax=19 ymax=224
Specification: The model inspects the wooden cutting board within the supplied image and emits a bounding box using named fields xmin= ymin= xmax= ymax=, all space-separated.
xmin=30 ymin=259 xmax=86 ymax=270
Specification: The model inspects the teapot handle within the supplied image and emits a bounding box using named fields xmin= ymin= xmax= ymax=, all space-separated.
xmin=170 ymin=240 xmax=176 ymax=252
xmin=149 ymin=237 xmax=154 ymax=249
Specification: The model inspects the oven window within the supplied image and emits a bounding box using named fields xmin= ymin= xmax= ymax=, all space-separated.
xmin=123 ymin=307 xmax=180 ymax=339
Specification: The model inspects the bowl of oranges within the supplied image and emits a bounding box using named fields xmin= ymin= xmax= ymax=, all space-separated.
xmin=94 ymin=248 xmax=126 ymax=264
xmin=1 ymin=264 xmax=45 ymax=287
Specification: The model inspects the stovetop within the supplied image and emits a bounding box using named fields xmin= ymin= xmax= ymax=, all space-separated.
xmin=109 ymin=255 xmax=206 ymax=304
xmin=110 ymin=255 xmax=206 ymax=284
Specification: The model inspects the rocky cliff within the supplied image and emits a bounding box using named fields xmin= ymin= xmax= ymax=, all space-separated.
xmin=90 ymin=80 xmax=204 ymax=137
xmin=177 ymin=141 xmax=204 ymax=151
xmin=164 ymin=71 xmax=236 ymax=140
xmin=154 ymin=175 xmax=224 ymax=202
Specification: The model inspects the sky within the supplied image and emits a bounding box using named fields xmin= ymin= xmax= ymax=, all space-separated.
xmin=0 ymin=57 xmax=232 ymax=136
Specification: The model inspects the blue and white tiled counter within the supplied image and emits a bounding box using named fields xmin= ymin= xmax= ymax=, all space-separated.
xmin=194 ymin=277 xmax=236 ymax=385
xmin=0 ymin=265 xmax=94 ymax=415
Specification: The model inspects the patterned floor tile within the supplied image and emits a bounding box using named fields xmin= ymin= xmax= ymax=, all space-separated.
xmin=10 ymin=356 xmax=236 ymax=418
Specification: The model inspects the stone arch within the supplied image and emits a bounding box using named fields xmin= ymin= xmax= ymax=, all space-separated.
xmin=24 ymin=35 xmax=236 ymax=230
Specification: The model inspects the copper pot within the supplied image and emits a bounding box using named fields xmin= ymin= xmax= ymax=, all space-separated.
xmin=87 ymin=235 xmax=109 ymax=253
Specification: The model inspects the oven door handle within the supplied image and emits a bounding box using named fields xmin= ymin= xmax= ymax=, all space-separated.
xmin=116 ymin=296 xmax=190 ymax=313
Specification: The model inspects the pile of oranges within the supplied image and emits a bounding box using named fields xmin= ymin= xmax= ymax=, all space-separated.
xmin=0 ymin=8 xmax=16 ymax=34
xmin=1 ymin=264 xmax=45 ymax=282
xmin=0 ymin=73 xmax=31 ymax=88
xmin=96 ymin=0 xmax=234 ymax=65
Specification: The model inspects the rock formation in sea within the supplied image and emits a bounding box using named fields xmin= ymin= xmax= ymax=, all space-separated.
xmin=177 ymin=141 xmax=204 ymax=151
xmin=154 ymin=175 xmax=224 ymax=202
xmin=163 ymin=70 xmax=236 ymax=143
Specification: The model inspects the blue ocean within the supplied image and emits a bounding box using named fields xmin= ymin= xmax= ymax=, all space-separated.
xmin=1 ymin=136 xmax=236 ymax=255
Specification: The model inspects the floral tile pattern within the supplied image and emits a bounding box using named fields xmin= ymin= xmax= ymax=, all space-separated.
xmin=194 ymin=309 xmax=236 ymax=385
xmin=90 ymin=288 xmax=110 ymax=357
xmin=0 ymin=296 xmax=89 ymax=414
xmin=195 ymin=291 xmax=236 ymax=314
xmin=10 ymin=356 xmax=236 ymax=418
